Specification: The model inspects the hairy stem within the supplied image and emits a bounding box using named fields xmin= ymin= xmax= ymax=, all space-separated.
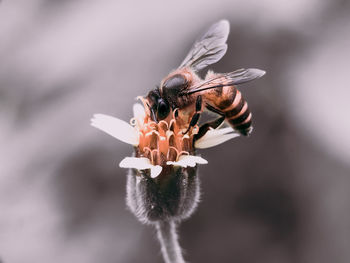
xmin=155 ymin=220 xmax=185 ymax=263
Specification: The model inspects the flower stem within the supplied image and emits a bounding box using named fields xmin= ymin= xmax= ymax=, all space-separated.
xmin=155 ymin=220 xmax=185 ymax=263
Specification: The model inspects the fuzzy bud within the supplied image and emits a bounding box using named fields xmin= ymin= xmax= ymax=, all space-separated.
xmin=126 ymin=161 xmax=200 ymax=224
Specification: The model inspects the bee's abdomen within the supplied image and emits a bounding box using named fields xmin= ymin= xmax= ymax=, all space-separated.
xmin=206 ymin=85 xmax=253 ymax=136
xmin=219 ymin=86 xmax=252 ymax=136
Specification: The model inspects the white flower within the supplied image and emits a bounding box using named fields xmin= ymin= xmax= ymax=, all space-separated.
xmin=91 ymin=103 xmax=239 ymax=178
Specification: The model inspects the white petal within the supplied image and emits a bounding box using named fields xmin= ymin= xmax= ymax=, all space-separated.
xmin=166 ymin=155 xmax=208 ymax=168
xmin=119 ymin=157 xmax=152 ymax=169
xmin=119 ymin=157 xmax=163 ymax=178
xmin=201 ymin=127 xmax=234 ymax=139
xmin=150 ymin=166 xmax=163 ymax=178
xmin=249 ymin=68 xmax=266 ymax=78
xmin=184 ymin=155 xmax=208 ymax=164
xmin=195 ymin=132 xmax=239 ymax=149
xmin=91 ymin=114 xmax=138 ymax=145
xmin=166 ymin=159 xmax=192 ymax=167
xmin=133 ymin=103 xmax=145 ymax=120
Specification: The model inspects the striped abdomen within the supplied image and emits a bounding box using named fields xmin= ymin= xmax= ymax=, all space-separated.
xmin=206 ymin=85 xmax=253 ymax=136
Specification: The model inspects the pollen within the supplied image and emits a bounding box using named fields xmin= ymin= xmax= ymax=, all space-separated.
xmin=131 ymin=108 xmax=198 ymax=166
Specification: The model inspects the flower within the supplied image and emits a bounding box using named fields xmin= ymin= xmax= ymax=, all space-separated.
xmin=90 ymin=102 xmax=239 ymax=178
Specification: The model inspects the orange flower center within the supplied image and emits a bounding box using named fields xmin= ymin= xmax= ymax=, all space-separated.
xmin=131 ymin=108 xmax=198 ymax=166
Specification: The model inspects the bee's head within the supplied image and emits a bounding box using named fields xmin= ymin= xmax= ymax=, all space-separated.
xmin=146 ymin=88 xmax=170 ymax=122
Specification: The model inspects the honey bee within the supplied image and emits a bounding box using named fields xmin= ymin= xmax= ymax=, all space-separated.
xmin=145 ymin=20 xmax=265 ymax=140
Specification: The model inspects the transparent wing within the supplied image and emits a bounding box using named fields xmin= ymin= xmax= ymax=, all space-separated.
xmin=185 ymin=68 xmax=266 ymax=95
xmin=179 ymin=20 xmax=230 ymax=72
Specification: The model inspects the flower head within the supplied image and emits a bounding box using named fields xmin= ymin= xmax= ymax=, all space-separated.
xmin=91 ymin=102 xmax=239 ymax=178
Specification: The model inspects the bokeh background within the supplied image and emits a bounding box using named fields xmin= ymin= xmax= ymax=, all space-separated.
xmin=1 ymin=0 xmax=350 ymax=262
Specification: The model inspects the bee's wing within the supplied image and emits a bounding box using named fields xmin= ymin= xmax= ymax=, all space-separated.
xmin=185 ymin=68 xmax=266 ymax=95
xmin=179 ymin=20 xmax=229 ymax=72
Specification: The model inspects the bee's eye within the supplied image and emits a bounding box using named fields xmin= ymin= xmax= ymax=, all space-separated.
xmin=162 ymin=74 xmax=187 ymax=97
xmin=157 ymin=99 xmax=170 ymax=120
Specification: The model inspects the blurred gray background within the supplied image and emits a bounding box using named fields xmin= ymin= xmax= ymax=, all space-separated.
xmin=1 ymin=0 xmax=350 ymax=262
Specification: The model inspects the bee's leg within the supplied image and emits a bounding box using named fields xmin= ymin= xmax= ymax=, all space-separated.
xmin=205 ymin=103 xmax=224 ymax=116
xmin=174 ymin=108 xmax=179 ymax=118
xmin=150 ymin=108 xmax=158 ymax=123
xmin=194 ymin=115 xmax=225 ymax=141
xmin=183 ymin=95 xmax=202 ymax=134
xmin=194 ymin=104 xmax=226 ymax=141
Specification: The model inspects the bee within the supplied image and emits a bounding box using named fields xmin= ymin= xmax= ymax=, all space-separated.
xmin=145 ymin=20 xmax=265 ymax=139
